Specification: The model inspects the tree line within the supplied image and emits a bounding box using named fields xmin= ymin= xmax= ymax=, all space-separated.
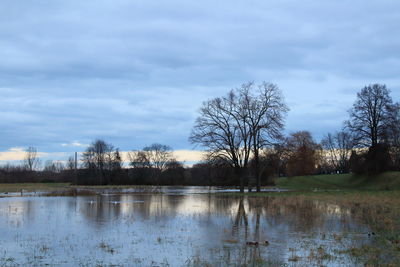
xmin=0 ymin=82 xmax=399 ymax=188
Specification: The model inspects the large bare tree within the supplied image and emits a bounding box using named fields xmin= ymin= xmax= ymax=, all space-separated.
xmin=24 ymin=146 xmax=40 ymax=171
xmin=345 ymin=84 xmax=398 ymax=147
xmin=190 ymin=81 xmax=288 ymax=192
xmin=190 ymin=90 xmax=251 ymax=192
xmin=240 ymin=82 xmax=288 ymax=191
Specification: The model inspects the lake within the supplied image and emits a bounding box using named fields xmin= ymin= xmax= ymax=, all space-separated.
xmin=0 ymin=187 xmax=377 ymax=266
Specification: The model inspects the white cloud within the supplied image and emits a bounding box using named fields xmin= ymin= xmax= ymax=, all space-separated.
xmin=0 ymin=147 xmax=49 ymax=161
xmin=61 ymin=142 xmax=87 ymax=148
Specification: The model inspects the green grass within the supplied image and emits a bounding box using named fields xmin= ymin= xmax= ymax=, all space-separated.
xmin=276 ymin=171 xmax=400 ymax=191
xmin=1 ymin=171 xmax=400 ymax=194
xmin=0 ymin=183 xmax=160 ymax=194
xmin=0 ymin=183 xmax=70 ymax=193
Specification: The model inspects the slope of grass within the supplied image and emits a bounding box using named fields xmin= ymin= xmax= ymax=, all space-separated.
xmin=276 ymin=171 xmax=400 ymax=191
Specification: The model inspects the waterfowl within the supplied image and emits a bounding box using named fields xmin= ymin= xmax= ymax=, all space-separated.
xmin=246 ymin=241 xmax=259 ymax=246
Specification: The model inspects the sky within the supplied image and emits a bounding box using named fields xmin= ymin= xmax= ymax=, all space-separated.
xmin=1 ymin=0 xmax=400 ymax=164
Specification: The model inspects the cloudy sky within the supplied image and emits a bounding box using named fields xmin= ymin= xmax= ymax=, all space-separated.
xmin=1 ymin=0 xmax=399 ymax=163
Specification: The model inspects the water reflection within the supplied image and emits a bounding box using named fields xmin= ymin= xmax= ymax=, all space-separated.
xmin=0 ymin=192 xmax=372 ymax=266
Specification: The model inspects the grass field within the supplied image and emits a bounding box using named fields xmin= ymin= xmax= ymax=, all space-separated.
xmin=0 ymin=183 xmax=69 ymax=193
xmin=276 ymin=171 xmax=400 ymax=191
xmin=1 ymin=171 xmax=400 ymax=193
xmin=0 ymin=183 xmax=161 ymax=194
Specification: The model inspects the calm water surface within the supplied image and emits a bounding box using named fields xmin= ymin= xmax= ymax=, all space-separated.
xmin=0 ymin=188 xmax=374 ymax=266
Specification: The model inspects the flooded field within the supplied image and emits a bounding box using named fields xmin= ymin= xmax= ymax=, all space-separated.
xmin=0 ymin=188 xmax=394 ymax=266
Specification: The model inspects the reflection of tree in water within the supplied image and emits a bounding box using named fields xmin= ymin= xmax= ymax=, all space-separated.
xmin=260 ymin=196 xmax=325 ymax=232
xmin=78 ymin=193 xmax=353 ymax=233
xmin=236 ymin=197 xmax=264 ymax=265
xmin=216 ymin=196 xmax=358 ymax=266
xmin=80 ymin=195 xmax=122 ymax=226
xmin=232 ymin=197 xmax=248 ymax=237
xmin=75 ymin=192 xmax=367 ymax=265
xmin=79 ymin=194 xmax=209 ymax=226
xmin=215 ymin=197 xmax=264 ymax=266
xmin=81 ymin=195 xmax=148 ymax=224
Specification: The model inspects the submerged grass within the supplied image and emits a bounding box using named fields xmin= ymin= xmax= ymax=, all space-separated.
xmin=221 ymin=172 xmax=400 ymax=266
xmin=238 ymin=190 xmax=400 ymax=266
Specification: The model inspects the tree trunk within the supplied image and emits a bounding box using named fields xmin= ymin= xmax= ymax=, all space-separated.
xmin=253 ymin=143 xmax=261 ymax=192
xmin=255 ymin=158 xmax=261 ymax=192
xmin=236 ymin=167 xmax=244 ymax=193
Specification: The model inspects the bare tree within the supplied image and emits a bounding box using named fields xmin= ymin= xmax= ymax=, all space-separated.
xmin=43 ymin=160 xmax=65 ymax=173
xmin=129 ymin=150 xmax=151 ymax=169
xmin=24 ymin=146 xmax=40 ymax=171
xmin=111 ymin=149 xmax=123 ymax=171
xmin=82 ymin=139 xmax=118 ymax=184
xmin=143 ymin=143 xmax=173 ymax=172
xmin=67 ymin=156 xmax=75 ymax=171
xmin=129 ymin=143 xmax=175 ymax=183
xmin=239 ymin=82 xmax=288 ymax=191
xmin=321 ymin=130 xmax=354 ymax=173
xmin=129 ymin=143 xmax=173 ymax=171
xmin=190 ymin=90 xmax=252 ymax=192
xmin=345 ymin=84 xmax=398 ymax=147
xmin=190 ymin=81 xmax=288 ymax=192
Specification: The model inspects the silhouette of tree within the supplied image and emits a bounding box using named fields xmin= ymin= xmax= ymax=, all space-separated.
xmin=321 ymin=130 xmax=354 ymax=173
xmin=239 ymin=82 xmax=288 ymax=191
xmin=190 ymin=81 xmax=288 ymax=192
xmin=129 ymin=143 xmax=176 ymax=184
xmin=43 ymin=160 xmax=64 ymax=173
xmin=82 ymin=139 xmax=120 ymax=184
xmin=345 ymin=84 xmax=398 ymax=147
xmin=24 ymin=146 xmax=40 ymax=171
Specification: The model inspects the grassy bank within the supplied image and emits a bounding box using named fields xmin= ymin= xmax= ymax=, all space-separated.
xmin=1 ymin=171 xmax=399 ymax=193
xmin=0 ymin=183 xmax=69 ymax=193
xmin=0 ymin=183 xmax=164 ymax=195
xmin=276 ymin=171 xmax=400 ymax=191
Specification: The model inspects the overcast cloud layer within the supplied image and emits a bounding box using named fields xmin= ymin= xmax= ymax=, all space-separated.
xmin=1 ymin=0 xmax=400 ymax=161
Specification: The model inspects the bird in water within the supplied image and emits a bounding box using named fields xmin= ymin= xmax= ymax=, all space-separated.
xmin=246 ymin=240 xmax=269 ymax=246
